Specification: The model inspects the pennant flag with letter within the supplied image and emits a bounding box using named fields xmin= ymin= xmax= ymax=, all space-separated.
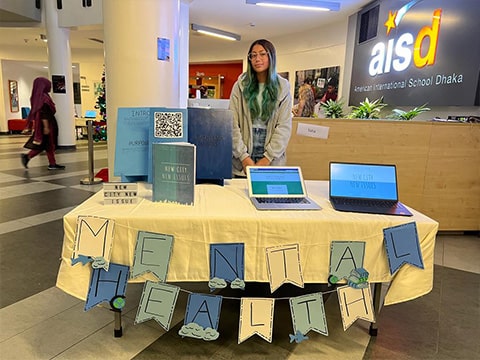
xmin=178 ymin=293 xmax=222 ymax=341
xmin=84 ymin=262 xmax=129 ymax=311
xmin=266 ymin=244 xmax=304 ymax=293
xmin=209 ymin=243 xmax=245 ymax=290
xmin=135 ymin=281 xmax=179 ymax=330
xmin=337 ymin=285 xmax=375 ymax=331
xmin=329 ymin=241 xmax=365 ymax=284
xmin=383 ymin=222 xmax=424 ymax=275
xmin=238 ymin=298 xmax=275 ymax=344
xmin=130 ymin=231 xmax=174 ymax=281
xmin=71 ymin=215 xmax=114 ymax=271
xmin=289 ymin=292 xmax=328 ymax=338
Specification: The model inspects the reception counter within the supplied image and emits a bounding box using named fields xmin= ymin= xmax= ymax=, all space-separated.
xmin=287 ymin=118 xmax=480 ymax=231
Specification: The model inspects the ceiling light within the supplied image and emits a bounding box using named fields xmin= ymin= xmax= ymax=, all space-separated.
xmin=191 ymin=23 xmax=241 ymax=41
xmin=246 ymin=0 xmax=340 ymax=11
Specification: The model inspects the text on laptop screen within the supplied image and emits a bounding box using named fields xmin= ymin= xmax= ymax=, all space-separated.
xmin=330 ymin=163 xmax=398 ymax=200
xmin=250 ymin=168 xmax=304 ymax=196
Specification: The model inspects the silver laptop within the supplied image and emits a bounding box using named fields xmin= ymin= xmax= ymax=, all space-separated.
xmin=246 ymin=166 xmax=321 ymax=211
xmin=329 ymin=162 xmax=413 ymax=216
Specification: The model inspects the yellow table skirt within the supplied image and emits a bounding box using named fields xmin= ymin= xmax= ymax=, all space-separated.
xmin=56 ymin=180 xmax=438 ymax=306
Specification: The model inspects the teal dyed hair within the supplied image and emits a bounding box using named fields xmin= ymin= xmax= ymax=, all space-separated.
xmin=242 ymin=39 xmax=279 ymax=122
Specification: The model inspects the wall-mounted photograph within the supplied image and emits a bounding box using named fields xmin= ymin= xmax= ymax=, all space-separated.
xmin=8 ymin=80 xmax=19 ymax=112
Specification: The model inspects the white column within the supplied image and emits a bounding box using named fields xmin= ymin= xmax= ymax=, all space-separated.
xmin=103 ymin=0 xmax=189 ymax=180
xmin=44 ymin=0 xmax=76 ymax=148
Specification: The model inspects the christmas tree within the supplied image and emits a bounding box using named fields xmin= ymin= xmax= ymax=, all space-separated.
xmin=94 ymin=67 xmax=107 ymax=141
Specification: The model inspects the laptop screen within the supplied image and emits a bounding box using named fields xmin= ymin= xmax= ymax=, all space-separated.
xmin=247 ymin=167 xmax=306 ymax=197
xmin=84 ymin=110 xmax=97 ymax=118
xmin=329 ymin=162 xmax=398 ymax=200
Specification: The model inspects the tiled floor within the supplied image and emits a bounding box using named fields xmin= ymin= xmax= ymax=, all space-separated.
xmin=0 ymin=135 xmax=478 ymax=359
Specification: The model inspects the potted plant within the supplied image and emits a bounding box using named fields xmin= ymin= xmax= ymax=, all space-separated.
xmin=319 ymin=98 xmax=345 ymax=118
xmin=388 ymin=104 xmax=431 ymax=120
xmin=348 ymin=97 xmax=387 ymax=119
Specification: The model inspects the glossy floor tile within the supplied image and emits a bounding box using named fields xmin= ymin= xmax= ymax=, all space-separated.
xmin=0 ymin=135 xmax=478 ymax=360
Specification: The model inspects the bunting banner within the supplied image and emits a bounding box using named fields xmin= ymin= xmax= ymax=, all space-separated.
xmin=239 ymin=298 xmax=275 ymax=344
xmin=135 ymin=281 xmax=179 ymax=331
xmin=383 ymin=222 xmax=424 ymax=274
xmin=130 ymin=231 xmax=174 ymax=281
xmin=84 ymin=262 xmax=129 ymax=311
xmin=266 ymin=244 xmax=304 ymax=293
xmin=328 ymin=241 xmax=366 ymax=284
xmin=179 ymin=293 xmax=222 ymax=341
xmin=337 ymin=285 xmax=375 ymax=331
xmin=289 ymin=292 xmax=328 ymax=340
xmin=209 ymin=243 xmax=245 ymax=291
xmin=71 ymin=215 xmax=114 ymax=271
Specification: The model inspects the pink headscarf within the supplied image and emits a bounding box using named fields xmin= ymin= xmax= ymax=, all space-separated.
xmin=27 ymin=77 xmax=56 ymax=143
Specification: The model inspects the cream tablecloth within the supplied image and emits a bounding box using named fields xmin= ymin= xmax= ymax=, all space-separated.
xmin=56 ymin=180 xmax=438 ymax=305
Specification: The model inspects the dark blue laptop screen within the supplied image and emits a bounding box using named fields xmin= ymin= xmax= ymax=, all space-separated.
xmin=250 ymin=168 xmax=304 ymax=195
xmin=330 ymin=163 xmax=398 ymax=200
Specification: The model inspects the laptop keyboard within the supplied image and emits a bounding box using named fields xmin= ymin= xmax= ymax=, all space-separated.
xmin=335 ymin=198 xmax=396 ymax=207
xmin=256 ymin=197 xmax=309 ymax=204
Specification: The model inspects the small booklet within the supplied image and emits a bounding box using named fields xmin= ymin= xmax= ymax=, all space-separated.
xmin=152 ymin=142 xmax=196 ymax=205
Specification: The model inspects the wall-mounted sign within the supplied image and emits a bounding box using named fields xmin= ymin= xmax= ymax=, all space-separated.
xmin=349 ymin=0 xmax=480 ymax=106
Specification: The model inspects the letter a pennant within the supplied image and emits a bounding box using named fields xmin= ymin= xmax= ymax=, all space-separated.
xmin=266 ymin=244 xmax=304 ymax=293
xmin=337 ymin=285 xmax=375 ymax=331
xmin=383 ymin=222 xmax=424 ymax=275
xmin=238 ymin=298 xmax=275 ymax=344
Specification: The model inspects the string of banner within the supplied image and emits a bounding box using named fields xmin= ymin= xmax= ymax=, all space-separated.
xmin=72 ymin=215 xmax=424 ymax=344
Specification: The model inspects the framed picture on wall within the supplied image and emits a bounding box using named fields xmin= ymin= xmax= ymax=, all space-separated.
xmin=8 ymin=80 xmax=19 ymax=112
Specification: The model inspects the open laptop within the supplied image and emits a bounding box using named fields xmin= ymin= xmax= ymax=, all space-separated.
xmin=329 ymin=162 xmax=413 ymax=216
xmin=84 ymin=110 xmax=97 ymax=118
xmin=246 ymin=166 xmax=321 ymax=210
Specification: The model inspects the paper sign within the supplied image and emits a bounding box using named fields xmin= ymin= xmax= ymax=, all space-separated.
xmin=296 ymin=122 xmax=329 ymax=139
xmin=266 ymin=244 xmax=304 ymax=293
xmin=209 ymin=243 xmax=245 ymax=290
xmin=337 ymin=285 xmax=375 ymax=331
xmin=130 ymin=231 xmax=174 ymax=281
xmin=329 ymin=241 xmax=365 ymax=283
xmin=290 ymin=292 xmax=328 ymax=338
xmin=238 ymin=298 xmax=275 ymax=344
xmin=135 ymin=281 xmax=179 ymax=331
xmin=383 ymin=222 xmax=424 ymax=274
xmin=84 ymin=262 xmax=129 ymax=311
xmin=179 ymin=293 xmax=222 ymax=341
xmin=71 ymin=215 xmax=114 ymax=271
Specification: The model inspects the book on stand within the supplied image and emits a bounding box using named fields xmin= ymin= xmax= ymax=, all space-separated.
xmin=152 ymin=142 xmax=196 ymax=205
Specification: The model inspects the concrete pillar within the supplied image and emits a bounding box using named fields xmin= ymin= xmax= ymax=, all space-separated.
xmin=103 ymin=0 xmax=190 ymax=181
xmin=44 ymin=0 xmax=76 ymax=148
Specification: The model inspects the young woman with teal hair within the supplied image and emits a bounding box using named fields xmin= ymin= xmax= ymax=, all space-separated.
xmin=229 ymin=39 xmax=292 ymax=177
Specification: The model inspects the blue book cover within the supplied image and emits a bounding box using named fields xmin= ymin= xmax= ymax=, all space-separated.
xmin=148 ymin=108 xmax=188 ymax=182
xmin=187 ymin=107 xmax=233 ymax=185
xmin=152 ymin=142 xmax=196 ymax=205
xmin=114 ymin=107 xmax=151 ymax=181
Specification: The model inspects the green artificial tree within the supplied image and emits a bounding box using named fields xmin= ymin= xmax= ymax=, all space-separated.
xmin=94 ymin=67 xmax=107 ymax=141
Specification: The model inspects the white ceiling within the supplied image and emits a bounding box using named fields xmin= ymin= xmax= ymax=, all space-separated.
xmin=0 ymin=0 xmax=371 ymax=54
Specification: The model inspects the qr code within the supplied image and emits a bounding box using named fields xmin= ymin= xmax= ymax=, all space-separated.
xmin=154 ymin=111 xmax=184 ymax=138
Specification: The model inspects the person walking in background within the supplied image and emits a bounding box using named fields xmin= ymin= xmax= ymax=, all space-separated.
xmin=229 ymin=39 xmax=292 ymax=177
xmin=21 ymin=77 xmax=65 ymax=170
xmin=292 ymin=79 xmax=315 ymax=117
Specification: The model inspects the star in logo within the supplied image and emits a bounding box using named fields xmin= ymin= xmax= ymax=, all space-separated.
xmin=384 ymin=10 xmax=398 ymax=35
